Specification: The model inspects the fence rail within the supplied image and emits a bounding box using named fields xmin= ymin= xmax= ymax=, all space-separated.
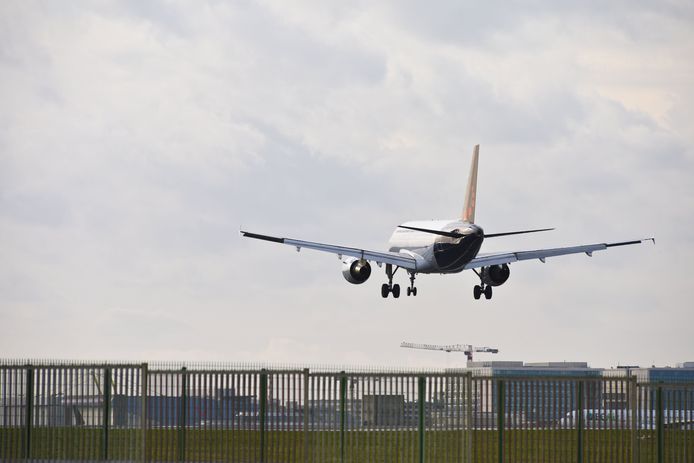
xmin=1 ymin=361 xmax=692 ymax=462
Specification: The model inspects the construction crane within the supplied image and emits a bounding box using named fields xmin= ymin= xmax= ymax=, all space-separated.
xmin=400 ymin=341 xmax=499 ymax=362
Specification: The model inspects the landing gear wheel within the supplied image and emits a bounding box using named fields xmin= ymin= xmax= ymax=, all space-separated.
xmin=473 ymin=285 xmax=482 ymax=300
xmin=406 ymin=272 xmax=417 ymax=297
xmin=392 ymin=284 xmax=401 ymax=298
xmin=484 ymin=285 xmax=493 ymax=300
xmin=381 ymin=284 xmax=389 ymax=298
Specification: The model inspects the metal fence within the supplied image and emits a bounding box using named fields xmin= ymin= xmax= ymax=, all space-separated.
xmin=1 ymin=361 xmax=692 ymax=462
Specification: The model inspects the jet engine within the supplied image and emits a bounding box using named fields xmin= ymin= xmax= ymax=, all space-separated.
xmin=481 ymin=264 xmax=510 ymax=286
xmin=341 ymin=258 xmax=372 ymax=284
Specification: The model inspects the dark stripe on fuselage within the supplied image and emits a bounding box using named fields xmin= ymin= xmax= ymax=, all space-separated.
xmin=433 ymin=235 xmax=484 ymax=272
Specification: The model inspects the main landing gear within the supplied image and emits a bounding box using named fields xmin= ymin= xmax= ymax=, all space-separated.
xmin=473 ymin=284 xmax=492 ymax=300
xmin=381 ymin=264 xmax=400 ymax=298
xmin=381 ymin=282 xmax=400 ymax=298
xmin=381 ymin=265 xmax=418 ymax=298
xmin=472 ymin=269 xmax=493 ymax=300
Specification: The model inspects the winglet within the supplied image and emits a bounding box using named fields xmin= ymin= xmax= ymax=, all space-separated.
xmin=462 ymin=145 xmax=479 ymax=223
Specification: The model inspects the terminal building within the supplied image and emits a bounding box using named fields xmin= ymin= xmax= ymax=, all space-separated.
xmin=444 ymin=361 xmax=694 ymax=427
xmin=447 ymin=361 xmax=604 ymax=426
xmin=628 ymin=363 xmax=694 ymax=413
xmin=632 ymin=363 xmax=694 ymax=383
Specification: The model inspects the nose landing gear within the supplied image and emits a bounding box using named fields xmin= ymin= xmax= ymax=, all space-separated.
xmin=406 ymin=272 xmax=418 ymax=296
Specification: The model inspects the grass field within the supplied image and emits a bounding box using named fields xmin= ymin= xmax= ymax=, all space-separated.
xmin=1 ymin=427 xmax=692 ymax=462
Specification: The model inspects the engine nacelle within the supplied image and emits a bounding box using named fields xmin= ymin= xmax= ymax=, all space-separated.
xmin=341 ymin=258 xmax=372 ymax=284
xmin=481 ymin=264 xmax=510 ymax=286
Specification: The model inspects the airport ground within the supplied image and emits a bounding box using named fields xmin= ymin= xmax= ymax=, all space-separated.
xmin=1 ymin=427 xmax=693 ymax=462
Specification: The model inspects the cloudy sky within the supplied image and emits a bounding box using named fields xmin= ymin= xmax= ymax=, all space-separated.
xmin=1 ymin=1 xmax=693 ymax=369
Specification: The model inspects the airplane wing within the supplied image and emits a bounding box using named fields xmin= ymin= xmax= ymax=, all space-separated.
xmin=464 ymin=238 xmax=654 ymax=269
xmin=241 ymin=231 xmax=418 ymax=270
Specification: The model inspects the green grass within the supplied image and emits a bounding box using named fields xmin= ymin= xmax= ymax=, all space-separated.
xmin=1 ymin=427 xmax=692 ymax=462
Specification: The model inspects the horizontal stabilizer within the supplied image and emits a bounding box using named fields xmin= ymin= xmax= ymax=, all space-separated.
xmin=398 ymin=225 xmax=464 ymax=238
xmin=397 ymin=225 xmax=554 ymax=239
xmin=484 ymin=228 xmax=555 ymax=238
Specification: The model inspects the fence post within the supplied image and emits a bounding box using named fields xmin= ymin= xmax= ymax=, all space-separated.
xmin=418 ymin=376 xmax=426 ymax=463
xmin=656 ymin=384 xmax=663 ymax=463
xmin=629 ymin=376 xmax=638 ymax=463
xmin=178 ymin=367 xmax=187 ymax=462
xmin=466 ymin=372 xmax=473 ymax=463
xmin=23 ymin=365 xmax=33 ymax=460
xmin=339 ymin=372 xmax=346 ymax=463
xmin=577 ymin=381 xmax=584 ymax=463
xmin=303 ymin=369 xmax=310 ymax=463
xmin=259 ymin=369 xmax=268 ymax=463
xmin=141 ymin=363 xmax=148 ymax=463
xmin=103 ymin=367 xmax=111 ymax=461
xmin=497 ymin=380 xmax=504 ymax=463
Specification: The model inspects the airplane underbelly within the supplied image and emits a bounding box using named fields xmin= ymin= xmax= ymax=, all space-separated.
xmin=434 ymin=236 xmax=483 ymax=273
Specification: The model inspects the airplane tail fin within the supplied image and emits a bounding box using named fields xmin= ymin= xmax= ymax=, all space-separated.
xmin=461 ymin=144 xmax=479 ymax=223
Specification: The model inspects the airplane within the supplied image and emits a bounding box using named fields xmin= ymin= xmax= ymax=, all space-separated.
xmin=241 ymin=145 xmax=654 ymax=300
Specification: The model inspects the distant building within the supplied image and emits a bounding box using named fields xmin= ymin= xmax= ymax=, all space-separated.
xmin=362 ymin=394 xmax=404 ymax=427
xmin=307 ymin=398 xmax=340 ymax=426
xmin=1 ymin=395 xmax=104 ymax=427
xmin=449 ymin=361 xmax=604 ymax=426
xmin=633 ymin=365 xmax=694 ymax=383
xmin=631 ymin=364 xmax=694 ymax=412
